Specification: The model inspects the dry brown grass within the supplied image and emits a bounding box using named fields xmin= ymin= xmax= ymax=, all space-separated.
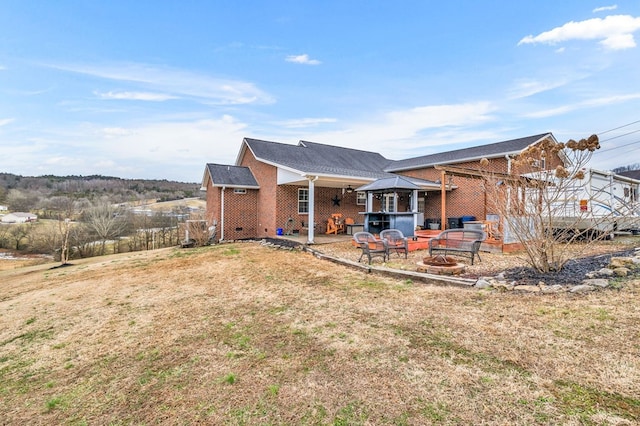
xmin=1 ymin=242 xmax=639 ymax=425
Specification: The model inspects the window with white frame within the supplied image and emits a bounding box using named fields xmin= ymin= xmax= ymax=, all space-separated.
xmin=356 ymin=191 xmax=366 ymax=205
xmin=233 ymin=188 xmax=247 ymax=194
xmin=298 ymin=188 xmax=309 ymax=214
xmin=382 ymin=193 xmax=396 ymax=212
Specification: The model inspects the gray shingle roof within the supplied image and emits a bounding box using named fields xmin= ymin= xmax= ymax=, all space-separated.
xmin=355 ymin=175 xmax=438 ymax=192
xmin=385 ymin=133 xmax=554 ymax=172
xmin=205 ymin=163 xmax=259 ymax=188
xmin=618 ymin=170 xmax=640 ymax=181
xmin=243 ymin=138 xmax=395 ymax=179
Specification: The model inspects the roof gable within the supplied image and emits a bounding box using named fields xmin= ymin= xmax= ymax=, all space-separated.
xmin=385 ymin=133 xmax=555 ymax=172
xmin=202 ymin=163 xmax=259 ymax=188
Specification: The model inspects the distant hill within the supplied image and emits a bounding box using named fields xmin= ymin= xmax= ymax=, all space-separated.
xmin=0 ymin=173 xmax=201 ymax=204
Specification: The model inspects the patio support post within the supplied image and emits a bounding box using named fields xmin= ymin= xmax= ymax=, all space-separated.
xmin=307 ymin=176 xmax=318 ymax=244
xmin=412 ymin=189 xmax=418 ymax=230
xmin=440 ymin=170 xmax=446 ymax=230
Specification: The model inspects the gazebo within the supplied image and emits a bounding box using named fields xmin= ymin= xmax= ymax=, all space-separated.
xmin=356 ymin=175 xmax=440 ymax=237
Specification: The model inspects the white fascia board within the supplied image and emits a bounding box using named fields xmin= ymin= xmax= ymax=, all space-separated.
xmin=200 ymin=167 xmax=212 ymax=190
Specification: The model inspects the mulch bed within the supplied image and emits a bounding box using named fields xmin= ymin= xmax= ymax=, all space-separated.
xmin=502 ymin=248 xmax=638 ymax=286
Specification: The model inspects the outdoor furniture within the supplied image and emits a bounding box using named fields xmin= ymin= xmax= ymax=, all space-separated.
xmin=353 ymin=231 xmax=388 ymax=264
xmin=326 ymin=213 xmax=345 ymax=234
xmin=344 ymin=217 xmax=364 ymax=235
xmin=428 ymin=229 xmax=485 ymax=265
xmin=380 ymin=229 xmax=409 ymax=259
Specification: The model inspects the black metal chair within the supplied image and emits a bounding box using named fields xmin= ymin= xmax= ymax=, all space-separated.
xmin=353 ymin=231 xmax=388 ymax=264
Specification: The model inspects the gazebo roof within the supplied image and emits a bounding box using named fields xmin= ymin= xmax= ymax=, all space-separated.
xmin=355 ymin=175 xmax=438 ymax=192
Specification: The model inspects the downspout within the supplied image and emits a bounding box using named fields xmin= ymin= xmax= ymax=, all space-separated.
xmin=220 ymin=186 xmax=225 ymax=241
xmin=307 ymin=176 xmax=318 ymax=244
xmin=505 ymin=155 xmax=512 ymax=213
xmin=440 ymin=170 xmax=446 ymax=230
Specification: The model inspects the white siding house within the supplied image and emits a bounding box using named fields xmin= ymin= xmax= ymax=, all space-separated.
xmin=0 ymin=212 xmax=38 ymax=223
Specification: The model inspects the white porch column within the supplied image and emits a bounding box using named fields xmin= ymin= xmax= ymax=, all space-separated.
xmin=307 ymin=176 xmax=318 ymax=244
xmin=412 ymin=189 xmax=419 ymax=229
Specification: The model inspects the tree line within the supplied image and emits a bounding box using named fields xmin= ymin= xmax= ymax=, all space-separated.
xmin=0 ymin=174 xmax=203 ymax=262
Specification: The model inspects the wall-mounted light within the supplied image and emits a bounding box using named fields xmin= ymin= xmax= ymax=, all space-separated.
xmin=346 ymin=185 xmax=354 ymax=193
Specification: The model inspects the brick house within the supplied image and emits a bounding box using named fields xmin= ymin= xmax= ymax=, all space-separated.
xmin=201 ymin=133 xmax=558 ymax=243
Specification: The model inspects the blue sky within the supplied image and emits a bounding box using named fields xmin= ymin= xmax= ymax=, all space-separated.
xmin=1 ymin=1 xmax=640 ymax=182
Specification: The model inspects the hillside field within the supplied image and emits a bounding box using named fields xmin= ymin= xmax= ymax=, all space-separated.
xmin=1 ymin=242 xmax=639 ymax=425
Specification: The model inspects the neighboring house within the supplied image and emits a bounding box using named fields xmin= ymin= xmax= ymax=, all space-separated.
xmin=1 ymin=212 xmax=38 ymax=223
xmin=202 ymin=133 xmax=560 ymax=244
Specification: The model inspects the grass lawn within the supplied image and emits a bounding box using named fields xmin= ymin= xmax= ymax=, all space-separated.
xmin=1 ymin=242 xmax=639 ymax=425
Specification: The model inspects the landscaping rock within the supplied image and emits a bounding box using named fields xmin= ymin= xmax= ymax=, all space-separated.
xmin=594 ymin=268 xmax=614 ymax=277
xmin=540 ymin=284 xmax=564 ymax=294
xmin=474 ymin=279 xmax=492 ymax=289
xmin=582 ymin=278 xmax=610 ymax=288
xmin=514 ymin=285 xmax=541 ymax=293
xmin=613 ymin=267 xmax=629 ymax=277
xmin=610 ymin=257 xmax=634 ymax=268
xmin=570 ymin=284 xmax=596 ymax=293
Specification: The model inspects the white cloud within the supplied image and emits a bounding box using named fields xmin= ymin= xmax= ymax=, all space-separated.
xmin=285 ymin=54 xmax=321 ymax=65
xmin=95 ymin=91 xmax=177 ymax=101
xmin=593 ymin=5 xmax=617 ymax=13
xmin=0 ymin=118 xmax=15 ymax=127
xmin=524 ymin=93 xmax=640 ymax=118
xmin=300 ymin=102 xmax=497 ymax=156
xmin=50 ymin=62 xmax=274 ymax=105
xmin=101 ymin=127 xmax=133 ymax=138
xmin=277 ymin=117 xmax=337 ymax=128
xmin=518 ymin=15 xmax=640 ymax=50
xmin=507 ymin=77 xmax=574 ymax=99
xmin=93 ymin=115 xmax=249 ymax=178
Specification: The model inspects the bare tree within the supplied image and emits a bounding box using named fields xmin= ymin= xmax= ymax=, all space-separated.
xmin=7 ymin=224 xmax=31 ymax=251
xmin=6 ymin=189 xmax=40 ymax=212
xmin=481 ymin=135 xmax=604 ymax=273
xmin=85 ymin=200 xmax=126 ymax=255
xmin=0 ymin=225 xmax=10 ymax=249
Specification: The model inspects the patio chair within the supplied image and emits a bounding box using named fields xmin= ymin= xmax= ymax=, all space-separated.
xmin=353 ymin=231 xmax=388 ymax=264
xmin=380 ymin=229 xmax=409 ymax=259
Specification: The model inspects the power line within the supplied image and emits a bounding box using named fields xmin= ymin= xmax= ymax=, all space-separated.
xmin=597 ymin=119 xmax=640 ymax=136
xmin=598 ymin=137 xmax=640 ymax=154
xmin=599 ymin=128 xmax=640 ymax=143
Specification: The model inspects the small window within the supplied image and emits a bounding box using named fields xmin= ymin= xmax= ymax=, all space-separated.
xmin=233 ymin=188 xmax=247 ymax=194
xmin=356 ymin=191 xmax=366 ymax=206
xmin=298 ymin=188 xmax=309 ymax=214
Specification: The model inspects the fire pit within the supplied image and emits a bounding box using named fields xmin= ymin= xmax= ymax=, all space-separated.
xmin=422 ymin=255 xmax=457 ymax=266
xmin=417 ymin=255 xmax=466 ymax=275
